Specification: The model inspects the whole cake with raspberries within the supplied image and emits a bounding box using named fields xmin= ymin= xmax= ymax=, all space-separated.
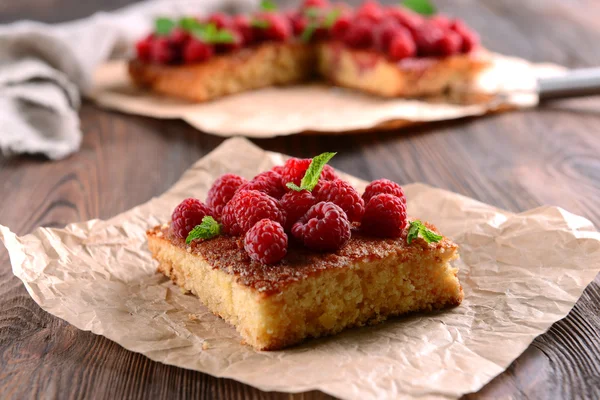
xmin=147 ymin=152 xmax=464 ymax=350
xmin=130 ymin=0 xmax=488 ymax=102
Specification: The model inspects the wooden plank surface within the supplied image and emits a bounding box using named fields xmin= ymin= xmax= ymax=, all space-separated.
xmin=1 ymin=0 xmax=600 ymax=399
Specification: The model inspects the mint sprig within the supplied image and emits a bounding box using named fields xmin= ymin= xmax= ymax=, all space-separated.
xmin=286 ymin=152 xmax=337 ymax=192
xmin=178 ymin=17 xmax=203 ymax=31
xmin=191 ymin=23 xmax=235 ymax=44
xmin=407 ymin=220 xmax=443 ymax=244
xmin=400 ymin=0 xmax=437 ymax=15
xmin=155 ymin=17 xmax=176 ymax=36
xmin=250 ymin=19 xmax=270 ymax=29
xmin=260 ymin=0 xmax=277 ymax=11
xmin=300 ymin=23 xmax=318 ymax=43
xmin=186 ymin=216 xmax=222 ymax=244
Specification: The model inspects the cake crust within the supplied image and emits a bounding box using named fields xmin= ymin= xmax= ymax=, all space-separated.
xmin=147 ymin=223 xmax=463 ymax=350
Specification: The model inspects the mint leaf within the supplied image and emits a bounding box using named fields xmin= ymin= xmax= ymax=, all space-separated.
xmin=191 ymin=23 xmax=236 ymax=44
xmin=323 ymin=9 xmax=342 ymax=28
xmin=251 ymin=19 xmax=270 ymax=29
xmin=401 ymin=0 xmax=436 ymax=15
xmin=407 ymin=220 xmax=443 ymax=244
xmin=178 ymin=17 xmax=203 ymax=31
xmin=186 ymin=216 xmax=222 ymax=244
xmin=260 ymin=0 xmax=277 ymax=11
xmin=300 ymin=22 xmax=318 ymax=42
xmin=155 ymin=17 xmax=176 ymax=36
xmin=303 ymin=7 xmax=321 ymax=19
xmin=287 ymin=152 xmax=337 ymax=192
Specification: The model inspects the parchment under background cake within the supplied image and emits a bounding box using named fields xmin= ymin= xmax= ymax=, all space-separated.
xmin=147 ymin=153 xmax=463 ymax=350
xmin=129 ymin=0 xmax=488 ymax=103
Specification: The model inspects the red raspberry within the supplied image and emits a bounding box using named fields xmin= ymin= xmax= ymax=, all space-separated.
xmin=233 ymin=15 xmax=255 ymax=44
xmin=169 ymin=28 xmax=190 ymax=47
xmin=135 ymin=34 xmax=153 ymax=61
xmin=331 ymin=14 xmax=352 ymax=40
xmin=362 ymin=178 xmax=406 ymax=205
xmin=286 ymin=11 xmax=307 ymax=36
xmin=208 ymin=13 xmax=232 ymax=29
xmin=374 ymin=19 xmax=401 ymax=52
xmin=221 ymin=202 xmax=241 ymax=235
xmin=255 ymin=13 xmax=292 ymax=42
xmin=206 ymin=173 xmax=248 ymax=218
xmin=171 ymin=198 xmax=213 ymax=239
xmin=315 ymin=180 xmax=364 ymax=222
xmin=321 ymin=164 xmax=338 ymax=181
xmin=238 ymin=170 xmax=286 ymax=199
xmin=230 ymin=190 xmax=286 ymax=233
xmin=244 ymin=219 xmax=288 ymax=264
xmin=271 ymin=165 xmax=285 ymax=175
xmin=412 ymin=23 xmax=444 ymax=56
xmin=429 ymin=15 xmax=451 ymax=29
xmin=292 ymin=202 xmax=351 ymax=251
xmin=450 ymin=20 xmax=480 ymax=53
xmin=302 ymin=0 xmax=330 ymax=8
xmin=361 ymin=194 xmax=407 ymax=238
xmin=435 ymin=30 xmax=462 ymax=56
xmin=280 ymin=158 xmax=311 ymax=187
xmin=355 ymin=0 xmax=384 ymax=23
xmin=386 ymin=7 xmax=423 ymax=31
xmin=389 ymin=30 xmax=416 ymax=61
xmin=279 ymin=190 xmax=317 ymax=231
xmin=183 ymin=38 xmax=214 ymax=63
xmin=343 ymin=19 xmax=375 ymax=48
xmin=151 ymin=37 xmax=176 ymax=64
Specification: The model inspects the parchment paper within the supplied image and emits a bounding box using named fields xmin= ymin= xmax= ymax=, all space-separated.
xmin=2 ymin=138 xmax=599 ymax=400
xmin=89 ymin=54 xmax=565 ymax=137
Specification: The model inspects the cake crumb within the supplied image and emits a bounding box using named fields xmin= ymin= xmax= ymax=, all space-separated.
xmin=188 ymin=313 xmax=198 ymax=321
xmin=202 ymin=341 xmax=210 ymax=350
xmin=161 ymin=223 xmax=169 ymax=229
xmin=186 ymin=246 xmax=192 ymax=253
xmin=156 ymin=231 xmax=164 ymax=238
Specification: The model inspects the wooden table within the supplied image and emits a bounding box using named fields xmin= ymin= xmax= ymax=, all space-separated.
xmin=1 ymin=1 xmax=599 ymax=398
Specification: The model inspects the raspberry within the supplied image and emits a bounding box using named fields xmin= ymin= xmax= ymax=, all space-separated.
xmin=429 ymin=15 xmax=451 ymax=29
xmin=244 ymin=219 xmax=288 ymax=264
xmin=450 ymin=20 xmax=480 ymax=53
xmin=292 ymin=202 xmax=351 ymax=251
xmin=287 ymin=11 xmax=307 ymax=36
xmin=355 ymin=0 xmax=384 ymax=23
xmin=233 ymin=15 xmax=255 ymax=44
xmin=230 ymin=190 xmax=286 ymax=233
xmin=385 ymin=7 xmax=423 ymax=31
xmin=279 ymin=190 xmax=317 ymax=231
xmin=412 ymin=23 xmax=444 ymax=56
xmin=183 ymin=38 xmax=214 ymax=63
xmin=206 ymin=173 xmax=248 ymax=218
xmin=208 ymin=13 xmax=232 ymax=29
xmin=135 ymin=34 xmax=153 ymax=61
xmin=435 ymin=30 xmax=461 ymax=56
xmin=331 ymin=14 xmax=352 ymax=40
xmin=301 ymin=0 xmax=330 ymax=8
xmin=321 ymin=164 xmax=338 ymax=181
xmin=361 ymin=194 xmax=407 ymax=238
xmin=239 ymin=170 xmax=285 ymax=199
xmin=362 ymin=178 xmax=406 ymax=205
xmin=271 ymin=165 xmax=285 ymax=175
xmin=388 ymin=30 xmax=416 ymax=61
xmin=280 ymin=158 xmax=311 ymax=187
xmin=221 ymin=202 xmax=241 ymax=235
xmin=171 ymin=198 xmax=213 ymax=239
xmin=151 ymin=37 xmax=176 ymax=64
xmin=169 ymin=28 xmax=190 ymax=47
xmin=254 ymin=13 xmax=292 ymax=42
xmin=315 ymin=180 xmax=365 ymax=222
xmin=373 ymin=19 xmax=401 ymax=52
xmin=343 ymin=19 xmax=375 ymax=48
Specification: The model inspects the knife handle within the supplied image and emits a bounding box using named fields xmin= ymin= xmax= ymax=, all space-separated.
xmin=538 ymin=68 xmax=600 ymax=100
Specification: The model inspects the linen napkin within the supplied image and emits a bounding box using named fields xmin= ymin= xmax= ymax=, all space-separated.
xmin=0 ymin=0 xmax=257 ymax=160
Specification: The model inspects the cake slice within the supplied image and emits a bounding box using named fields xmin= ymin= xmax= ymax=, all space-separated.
xmin=147 ymin=222 xmax=462 ymax=351
xmin=129 ymin=42 xmax=316 ymax=103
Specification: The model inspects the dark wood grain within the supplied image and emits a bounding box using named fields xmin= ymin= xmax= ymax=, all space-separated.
xmin=1 ymin=1 xmax=600 ymax=399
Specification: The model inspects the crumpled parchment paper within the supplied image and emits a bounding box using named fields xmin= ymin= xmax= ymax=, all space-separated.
xmin=1 ymin=138 xmax=599 ymax=400
xmin=89 ymin=53 xmax=565 ymax=137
